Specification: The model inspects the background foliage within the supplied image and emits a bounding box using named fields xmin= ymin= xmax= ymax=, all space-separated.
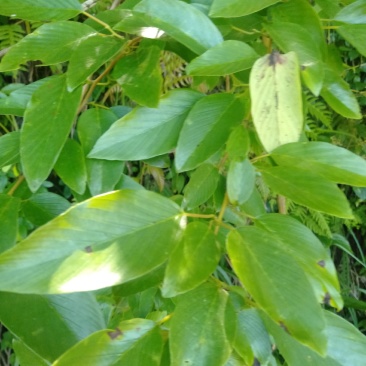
xmin=0 ymin=0 xmax=366 ymax=365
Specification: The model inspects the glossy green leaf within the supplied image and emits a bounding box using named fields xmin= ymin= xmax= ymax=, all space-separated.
xmin=334 ymin=0 xmax=366 ymax=24
xmin=22 ymin=192 xmax=71 ymax=227
xmin=265 ymin=22 xmax=324 ymax=95
xmin=226 ymin=125 xmax=250 ymax=160
xmin=0 ymin=190 xmax=182 ymax=293
xmin=337 ymin=24 xmax=366 ymax=57
xmin=315 ymin=0 xmax=341 ymax=18
xmin=209 ymin=0 xmax=281 ymax=17
xmin=54 ymin=139 xmax=87 ymax=195
xmin=227 ymin=159 xmax=255 ymax=205
xmin=257 ymin=214 xmax=342 ymax=309
xmin=0 ymin=22 xmax=95 ymax=72
xmin=320 ymin=67 xmax=361 ymax=119
xmin=170 ymin=283 xmax=230 ymax=366
xmin=0 ymin=194 xmax=20 ymax=253
xmin=52 ymin=319 xmax=160 ymax=366
xmin=325 ymin=310 xmax=366 ymax=365
xmin=162 ymin=222 xmax=220 ymax=297
xmin=271 ymin=141 xmax=366 ymax=187
xmin=67 ymin=35 xmax=123 ymax=91
xmin=270 ymin=0 xmax=327 ymax=59
xmin=227 ymin=227 xmax=327 ymax=353
xmin=0 ymin=131 xmax=20 ymax=168
xmin=234 ymin=309 xmax=273 ymax=366
xmin=186 ymin=40 xmax=258 ymax=76
xmin=183 ymin=163 xmax=220 ymax=209
xmin=89 ymin=89 xmax=203 ymax=161
xmin=260 ymin=311 xmax=340 ymax=366
xmin=13 ymin=340 xmax=49 ymax=366
xmin=176 ymin=93 xmax=244 ymax=172
xmin=249 ymin=52 xmax=303 ymax=152
xmin=0 ymin=0 xmax=82 ymax=21
xmin=21 ymin=75 xmax=82 ymax=192
xmin=112 ymin=44 xmax=163 ymax=107
xmin=0 ymin=292 xmax=105 ymax=362
xmin=261 ymin=166 xmax=353 ymax=218
xmin=133 ymin=0 xmax=223 ymax=54
xmin=77 ymin=108 xmax=124 ymax=196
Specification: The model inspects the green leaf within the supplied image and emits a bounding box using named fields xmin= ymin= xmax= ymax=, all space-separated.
xmin=13 ymin=340 xmax=49 ymax=366
xmin=162 ymin=222 xmax=220 ymax=297
xmin=320 ymin=67 xmax=361 ymax=119
xmin=54 ymin=139 xmax=87 ymax=195
xmin=227 ymin=159 xmax=255 ymax=205
xmin=52 ymin=319 xmax=161 ymax=366
xmin=226 ymin=125 xmax=250 ymax=160
xmin=0 ymin=194 xmax=20 ymax=253
xmin=260 ymin=311 xmax=340 ymax=366
xmin=170 ymin=283 xmax=230 ymax=366
xmin=337 ymin=24 xmax=366 ymax=57
xmin=209 ymin=0 xmax=281 ymax=18
xmin=234 ymin=309 xmax=273 ymax=366
xmin=334 ymin=0 xmax=366 ymax=24
xmin=0 ymin=131 xmax=20 ymax=168
xmin=133 ymin=0 xmax=223 ymax=54
xmin=183 ymin=163 xmax=220 ymax=209
xmin=249 ymin=51 xmax=303 ymax=152
xmin=186 ymin=40 xmax=258 ymax=76
xmin=67 ymin=35 xmax=123 ymax=91
xmin=271 ymin=141 xmax=366 ymax=187
xmin=22 ymin=192 xmax=71 ymax=227
xmin=112 ymin=44 xmax=163 ymax=107
xmin=21 ymin=75 xmax=82 ymax=192
xmin=315 ymin=0 xmax=341 ymax=18
xmin=0 ymin=190 xmax=182 ymax=293
xmin=0 ymin=22 xmax=95 ymax=72
xmin=239 ymin=187 xmax=266 ymax=218
xmin=176 ymin=93 xmax=245 ymax=172
xmin=265 ymin=22 xmax=324 ymax=95
xmin=227 ymin=227 xmax=327 ymax=354
xmin=0 ymin=0 xmax=82 ymax=21
xmin=0 ymin=292 xmax=105 ymax=362
xmin=256 ymin=214 xmax=342 ymax=310
xmin=261 ymin=166 xmax=353 ymax=218
xmin=77 ymin=108 xmax=125 ymax=196
xmin=89 ymin=89 xmax=203 ymax=161
xmin=325 ymin=310 xmax=366 ymax=365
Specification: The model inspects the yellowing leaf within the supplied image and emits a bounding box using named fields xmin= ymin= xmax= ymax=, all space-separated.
xmin=249 ymin=51 xmax=303 ymax=152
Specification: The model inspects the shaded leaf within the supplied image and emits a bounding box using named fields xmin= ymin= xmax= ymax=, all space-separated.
xmin=261 ymin=166 xmax=353 ymax=218
xmin=0 ymin=0 xmax=82 ymax=21
xmin=133 ymin=0 xmax=223 ymax=54
xmin=89 ymin=89 xmax=203 ymax=161
xmin=21 ymin=75 xmax=82 ymax=192
xmin=271 ymin=141 xmax=366 ymax=187
xmin=0 ymin=131 xmax=20 ymax=168
xmin=0 ymin=22 xmax=95 ymax=71
xmin=176 ymin=93 xmax=244 ymax=171
xmin=0 ymin=190 xmax=182 ymax=293
xmin=186 ymin=40 xmax=258 ymax=76
xmin=170 ymin=283 xmax=230 ymax=366
xmin=226 ymin=125 xmax=250 ymax=160
xmin=337 ymin=24 xmax=366 ymax=57
xmin=249 ymin=51 xmax=303 ymax=152
xmin=227 ymin=227 xmax=327 ymax=354
xmin=0 ymin=194 xmax=20 ymax=253
xmin=162 ymin=222 xmax=220 ymax=297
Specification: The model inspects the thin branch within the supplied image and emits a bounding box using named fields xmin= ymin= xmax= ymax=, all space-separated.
xmin=7 ymin=175 xmax=25 ymax=196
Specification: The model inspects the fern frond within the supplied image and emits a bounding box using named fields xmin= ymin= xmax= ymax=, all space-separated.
xmin=0 ymin=24 xmax=25 ymax=49
xmin=305 ymin=92 xmax=332 ymax=128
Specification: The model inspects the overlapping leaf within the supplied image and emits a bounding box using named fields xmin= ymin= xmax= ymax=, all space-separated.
xmin=209 ymin=0 xmax=281 ymax=17
xmin=0 ymin=189 xmax=183 ymax=293
xmin=0 ymin=131 xmax=20 ymax=168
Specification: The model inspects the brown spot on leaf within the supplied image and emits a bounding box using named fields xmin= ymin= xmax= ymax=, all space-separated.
xmin=84 ymin=246 xmax=93 ymax=253
xmin=108 ymin=328 xmax=122 ymax=340
xmin=279 ymin=321 xmax=290 ymax=334
xmin=253 ymin=358 xmax=261 ymax=366
xmin=323 ymin=293 xmax=331 ymax=305
xmin=317 ymin=260 xmax=326 ymax=268
xmin=268 ymin=51 xmax=284 ymax=67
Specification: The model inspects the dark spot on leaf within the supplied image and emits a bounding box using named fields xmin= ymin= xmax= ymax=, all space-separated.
xmin=301 ymin=65 xmax=306 ymax=71
xmin=108 ymin=328 xmax=122 ymax=340
xmin=84 ymin=246 xmax=93 ymax=253
xmin=253 ymin=358 xmax=261 ymax=366
xmin=279 ymin=321 xmax=290 ymax=334
xmin=317 ymin=260 xmax=326 ymax=268
xmin=323 ymin=292 xmax=331 ymax=305
xmin=268 ymin=51 xmax=284 ymax=67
